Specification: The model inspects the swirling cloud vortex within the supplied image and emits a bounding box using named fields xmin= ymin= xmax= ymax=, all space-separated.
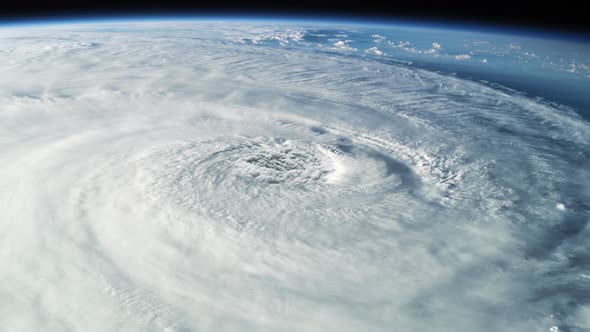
xmin=0 ymin=22 xmax=589 ymax=332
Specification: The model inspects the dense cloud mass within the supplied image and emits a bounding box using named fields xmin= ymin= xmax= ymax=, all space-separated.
xmin=0 ymin=21 xmax=589 ymax=332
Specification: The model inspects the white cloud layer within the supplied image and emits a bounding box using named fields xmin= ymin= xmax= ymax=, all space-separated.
xmin=0 ymin=22 xmax=588 ymax=332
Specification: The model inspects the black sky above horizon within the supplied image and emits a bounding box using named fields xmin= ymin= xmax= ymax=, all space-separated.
xmin=1 ymin=0 xmax=588 ymax=35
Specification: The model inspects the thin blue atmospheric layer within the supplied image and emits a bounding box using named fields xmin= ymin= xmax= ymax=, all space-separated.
xmin=1 ymin=14 xmax=589 ymax=41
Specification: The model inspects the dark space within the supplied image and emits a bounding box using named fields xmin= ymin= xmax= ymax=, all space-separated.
xmin=0 ymin=0 xmax=588 ymax=35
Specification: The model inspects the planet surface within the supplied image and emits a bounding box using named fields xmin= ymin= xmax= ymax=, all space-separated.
xmin=0 ymin=18 xmax=589 ymax=332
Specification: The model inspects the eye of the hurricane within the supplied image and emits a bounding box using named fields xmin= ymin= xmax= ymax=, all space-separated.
xmin=245 ymin=149 xmax=317 ymax=172
xmin=238 ymin=139 xmax=331 ymax=184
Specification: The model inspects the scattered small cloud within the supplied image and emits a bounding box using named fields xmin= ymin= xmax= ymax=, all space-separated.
xmin=522 ymin=51 xmax=537 ymax=58
xmin=509 ymin=43 xmax=522 ymax=50
xmin=365 ymin=47 xmax=384 ymax=55
xmin=372 ymin=34 xmax=387 ymax=43
xmin=454 ymin=54 xmax=472 ymax=60
xmin=332 ymin=40 xmax=357 ymax=51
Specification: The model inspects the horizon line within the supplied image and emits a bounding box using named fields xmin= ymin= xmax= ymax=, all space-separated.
xmin=0 ymin=13 xmax=588 ymax=42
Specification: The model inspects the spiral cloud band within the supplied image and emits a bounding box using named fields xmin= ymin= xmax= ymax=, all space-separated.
xmin=0 ymin=22 xmax=589 ymax=331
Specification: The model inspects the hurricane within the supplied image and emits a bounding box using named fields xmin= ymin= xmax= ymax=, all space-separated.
xmin=0 ymin=20 xmax=589 ymax=332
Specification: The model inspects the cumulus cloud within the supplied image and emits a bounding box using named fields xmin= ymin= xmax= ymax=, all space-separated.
xmin=372 ymin=34 xmax=387 ymax=43
xmin=364 ymin=46 xmax=384 ymax=55
xmin=332 ymin=40 xmax=357 ymax=51
xmin=454 ymin=54 xmax=472 ymax=60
